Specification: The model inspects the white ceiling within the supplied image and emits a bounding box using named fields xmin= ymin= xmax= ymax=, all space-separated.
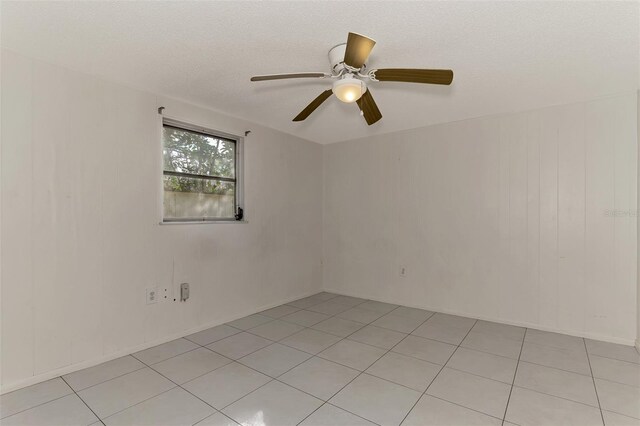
xmin=2 ymin=1 xmax=638 ymax=144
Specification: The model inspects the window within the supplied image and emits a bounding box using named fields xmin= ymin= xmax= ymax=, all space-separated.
xmin=162 ymin=118 xmax=243 ymax=222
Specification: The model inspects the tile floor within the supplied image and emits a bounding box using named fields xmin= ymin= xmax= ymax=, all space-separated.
xmin=1 ymin=292 xmax=639 ymax=426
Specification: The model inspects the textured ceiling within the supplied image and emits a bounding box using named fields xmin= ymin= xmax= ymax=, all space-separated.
xmin=2 ymin=1 xmax=638 ymax=144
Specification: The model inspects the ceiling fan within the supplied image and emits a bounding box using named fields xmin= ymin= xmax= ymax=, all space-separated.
xmin=250 ymin=32 xmax=454 ymax=126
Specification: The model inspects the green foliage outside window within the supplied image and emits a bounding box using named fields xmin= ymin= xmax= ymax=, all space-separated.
xmin=162 ymin=126 xmax=235 ymax=195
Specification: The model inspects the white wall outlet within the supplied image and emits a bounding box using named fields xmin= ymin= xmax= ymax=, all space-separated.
xmin=399 ymin=266 xmax=407 ymax=278
xmin=146 ymin=287 xmax=158 ymax=304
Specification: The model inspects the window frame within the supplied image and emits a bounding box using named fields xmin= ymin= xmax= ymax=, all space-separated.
xmin=161 ymin=117 xmax=244 ymax=224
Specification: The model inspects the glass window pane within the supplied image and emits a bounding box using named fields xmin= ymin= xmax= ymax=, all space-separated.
xmin=163 ymin=126 xmax=235 ymax=179
xmin=163 ymin=175 xmax=235 ymax=219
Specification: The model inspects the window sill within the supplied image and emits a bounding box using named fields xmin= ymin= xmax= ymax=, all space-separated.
xmin=159 ymin=220 xmax=248 ymax=225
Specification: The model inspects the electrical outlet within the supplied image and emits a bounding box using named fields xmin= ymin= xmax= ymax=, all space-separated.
xmin=399 ymin=266 xmax=407 ymax=278
xmin=146 ymin=287 xmax=158 ymax=304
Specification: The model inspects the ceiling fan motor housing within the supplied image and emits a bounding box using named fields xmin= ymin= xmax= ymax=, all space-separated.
xmin=329 ymin=43 xmax=359 ymax=74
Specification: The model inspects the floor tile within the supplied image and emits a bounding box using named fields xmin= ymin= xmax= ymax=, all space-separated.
xmin=505 ymin=386 xmax=603 ymax=426
xmin=318 ymin=339 xmax=387 ymax=371
xmin=461 ymin=331 xmax=523 ymax=359
xmin=602 ymin=410 xmax=640 ymax=425
xmin=207 ymin=332 xmax=272 ymax=360
xmin=472 ymin=320 xmax=525 ymax=341
xmin=239 ymin=343 xmax=311 ymax=377
xmin=366 ymin=351 xmax=440 ymax=391
xmin=63 ymin=356 xmax=145 ymax=391
xmin=585 ymin=340 xmax=640 ymax=365
xmin=446 ymin=347 xmax=517 ymax=383
xmin=287 ymin=297 xmax=323 ymax=309
xmin=392 ymin=335 xmax=457 ymax=365
xmin=0 ymin=378 xmax=72 ymax=419
xmin=280 ymin=328 xmax=342 ymax=354
xmin=196 ymin=412 xmax=240 ymax=426
xmin=308 ymin=301 xmax=352 ymax=316
xmin=77 ymin=367 xmax=175 ymax=419
xmin=348 ymin=325 xmax=407 ymax=350
xmin=403 ymin=395 xmax=502 ymax=426
xmin=590 ymin=355 xmax=640 ymax=387
xmin=428 ymin=313 xmax=477 ymax=329
xmin=182 ymin=362 xmax=270 ymax=409
xmin=260 ymin=304 xmax=300 ymax=318
xmin=312 ymin=292 xmax=340 ymax=302
xmin=102 ymin=387 xmax=214 ymax=426
xmin=299 ymin=404 xmax=376 ymax=426
xmin=186 ymin=325 xmax=240 ymax=346
xmin=412 ymin=320 xmax=472 ymax=345
xmin=595 ymin=378 xmax=640 ymax=419
xmin=520 ymin=341 xmax=592 ymax=375
xmin=357 ymin=301 xmax=399 ymax=314
xmin=152 ymin=347 xmax=231 ymax=384
xmin=329 ymin=373 xmax=421 ymax=426
xmin=525 ymin=329 xmax=586 ymax=353
xmin=312 ymin=317 xmax=364 ymax=337
xmin=248 ymin=319 xmax=304 ymax=341
xmin=280 ymin=310 xmax=329 ymax=327
xmin=226 ymin=314 xmax=273 ymax=331
xmin=389 ymin=306 xmax=434 ymax=322
xmin=371 ymin=313 xmax=425 ymax=333
xmin=279 ymin=357 xmax=360 ymax=400
xmin=223 ymin=380 xmax=322 ymax=426
xmin=0 ymin=394 xmax=97 ymax=426
xmin=133 ymin=338 xmax=199 ymax=365
xmin=337 ymin=307 xmax=385 ymax=324
xmin=331 ymin=295 xmax=368 ymax=307
xmin=427 ymin=367 xmax=511 ymax=418
xmin=515 ymin=361 xmax=599 ymax=406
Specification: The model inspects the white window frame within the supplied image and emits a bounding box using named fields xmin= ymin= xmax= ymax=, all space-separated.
xmin=160 ymin=117 xmax=244 ymax=224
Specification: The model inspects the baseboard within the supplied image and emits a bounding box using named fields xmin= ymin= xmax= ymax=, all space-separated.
xmin=0 ymin=289 xmax=321 ymax=395
xmin=323 ymin=287 xmax=637 ymax=347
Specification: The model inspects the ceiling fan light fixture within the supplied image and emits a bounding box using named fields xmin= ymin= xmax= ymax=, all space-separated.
xmin=332 ymin=75 xmax=366 ymax=103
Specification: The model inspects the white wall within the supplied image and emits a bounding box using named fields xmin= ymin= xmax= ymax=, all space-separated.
xmin=637 ymin=90 xmax=640 ymax=351
xmin=324 ymin=93 xmax=638 ymax=345
xmin=1 ymin=50 xmax=323 ymax=392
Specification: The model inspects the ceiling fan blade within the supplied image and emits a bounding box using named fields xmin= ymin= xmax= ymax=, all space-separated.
xmin=293 ymin=90 xmax=333 ymax=122
xmin=372 ymin=68 xmax=454 ymax=85
xmin=356 ymin=90 xmax=382 ymax=126
xmin=343 ymin=32 xmax=376 ymax=69
xmin=251 ymin=72 xmax=330 ymax=82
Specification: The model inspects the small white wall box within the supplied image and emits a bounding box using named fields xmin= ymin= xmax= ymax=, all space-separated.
xmin=180 ymin=283 xmax=190 ymax=301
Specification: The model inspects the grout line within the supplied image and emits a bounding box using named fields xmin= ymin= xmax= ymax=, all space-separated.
xmin=17 ymin=295 xmax=627 ymax=426
xmin=513 ymin=358 xmax=592 ymax=378
xmin=59 ymin=375 xmax=106 ymax=425
xmin=424 ymin=393 xmax=506 ymax=422
xmin=69 ymin=363 xmax=148 ymax=394
xmin=586 ymin=353 xmax=640 ymax=367
xmin=295 ymin=308 xmax=441 ymax=426
xmin=96 ymin=386 xmax=180 ymax=423
xmin=501 ymin=328 xmax=527 ymax=425
xmin=520 ymin=338 xmax=590 ymax=354
xmin=0 ymin=392 xmax=76 ymax=421
xmin=583 ymin=338 xmax=606 ymax=426
xmin=397 ymin=319 xmax=479 ymax=426
xmin=133 ymin=346 xmax=204 ymax=368
xmin=509 ymin=384 xmax=603 ymax=410
xmin=1 ymin=295 xmax=333 ymax=423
